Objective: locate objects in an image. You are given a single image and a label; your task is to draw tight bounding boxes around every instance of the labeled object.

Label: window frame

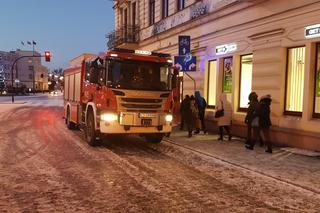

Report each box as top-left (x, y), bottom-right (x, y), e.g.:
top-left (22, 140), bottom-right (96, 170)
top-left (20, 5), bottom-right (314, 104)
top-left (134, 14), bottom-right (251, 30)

top-left (207, 59), bottom-right (217, 109)
top-left (313, 43), bottom-right (320, 118)
top-left (149, 0), bottom-right (155, 26)
top-left (238, 53), bottom-right (253, 112)
top-left (284, 46), bottom-right (306, 116)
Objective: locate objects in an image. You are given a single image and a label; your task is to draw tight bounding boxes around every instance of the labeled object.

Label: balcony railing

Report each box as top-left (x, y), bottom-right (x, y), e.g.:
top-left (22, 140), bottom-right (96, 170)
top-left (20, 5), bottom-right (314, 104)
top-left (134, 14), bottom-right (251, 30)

top-left (107, 25), bottom-right (139, 49)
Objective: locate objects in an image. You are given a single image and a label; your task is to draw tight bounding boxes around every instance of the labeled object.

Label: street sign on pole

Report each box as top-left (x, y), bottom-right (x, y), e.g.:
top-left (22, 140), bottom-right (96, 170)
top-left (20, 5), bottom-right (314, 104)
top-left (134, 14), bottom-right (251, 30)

top-left (178, 35), bottom-right (190, 56)
top-left (174, 54), bottom-right (196, 72)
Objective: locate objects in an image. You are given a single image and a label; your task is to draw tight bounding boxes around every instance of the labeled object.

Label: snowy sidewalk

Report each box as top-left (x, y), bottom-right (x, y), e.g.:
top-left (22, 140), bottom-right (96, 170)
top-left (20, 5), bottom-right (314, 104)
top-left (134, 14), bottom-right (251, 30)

top-left (167, 129), bottom-right (320, 194)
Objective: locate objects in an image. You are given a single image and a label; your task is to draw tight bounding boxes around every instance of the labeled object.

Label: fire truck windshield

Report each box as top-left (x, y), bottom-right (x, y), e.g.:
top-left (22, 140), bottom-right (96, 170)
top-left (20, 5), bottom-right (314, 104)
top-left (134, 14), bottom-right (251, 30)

top-left (107, 59), bottom-right (173, 91)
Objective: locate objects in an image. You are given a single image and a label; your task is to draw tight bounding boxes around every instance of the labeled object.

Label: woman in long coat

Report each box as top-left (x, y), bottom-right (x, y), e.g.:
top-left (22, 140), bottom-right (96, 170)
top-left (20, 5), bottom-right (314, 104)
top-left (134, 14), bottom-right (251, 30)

top-left (216, 93), bottom-right (232, 141)
top-left (245, 92), bottom-right (260, 148)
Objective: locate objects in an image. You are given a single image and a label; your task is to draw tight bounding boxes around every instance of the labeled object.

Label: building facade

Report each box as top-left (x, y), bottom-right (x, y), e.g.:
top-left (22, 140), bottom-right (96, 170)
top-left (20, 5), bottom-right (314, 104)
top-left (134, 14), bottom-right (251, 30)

top-left (110, 0), bottom-right (320, 150)
top-left (0, 50), bottom-right (49, 92)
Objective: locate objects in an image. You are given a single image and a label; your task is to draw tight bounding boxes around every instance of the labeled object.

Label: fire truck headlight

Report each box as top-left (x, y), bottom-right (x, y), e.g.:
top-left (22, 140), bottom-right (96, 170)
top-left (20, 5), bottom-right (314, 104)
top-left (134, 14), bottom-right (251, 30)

top-left (101, 113), bottom-right (118, 122)
top-left (165, 114), bottom-right (173, 122)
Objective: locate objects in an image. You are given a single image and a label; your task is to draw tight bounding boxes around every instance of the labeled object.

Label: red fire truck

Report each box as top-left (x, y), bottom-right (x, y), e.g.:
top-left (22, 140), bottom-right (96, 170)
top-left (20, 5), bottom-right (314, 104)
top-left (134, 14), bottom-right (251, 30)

top-left (64, 48), bottom-right (177, 146)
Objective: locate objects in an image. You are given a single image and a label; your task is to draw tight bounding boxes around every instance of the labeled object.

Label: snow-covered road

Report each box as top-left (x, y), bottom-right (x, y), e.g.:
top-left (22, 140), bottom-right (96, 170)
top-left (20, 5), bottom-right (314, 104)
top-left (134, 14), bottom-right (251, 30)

top-left (0, 95), bottom-right (319, 212)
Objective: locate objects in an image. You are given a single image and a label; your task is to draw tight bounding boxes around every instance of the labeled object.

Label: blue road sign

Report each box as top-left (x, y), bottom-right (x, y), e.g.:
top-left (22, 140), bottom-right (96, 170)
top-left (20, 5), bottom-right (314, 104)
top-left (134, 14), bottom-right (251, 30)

top-left (178, 35), bottom-right (190, 56)
top-left (174, 54), bottom-right (196, 72)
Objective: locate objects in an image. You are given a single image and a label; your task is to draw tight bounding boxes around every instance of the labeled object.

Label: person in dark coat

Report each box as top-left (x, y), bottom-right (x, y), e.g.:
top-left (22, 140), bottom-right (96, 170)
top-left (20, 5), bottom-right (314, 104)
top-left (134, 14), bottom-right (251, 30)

top-left (245, 92), bottom-right (260, 149)
top-left (180, 95), bottom-right (190, 130)
top-left (258, 94), bottom-right (273, 153)
top-left (194, 91), bottom-right (207, 134)
top-left (186, 95), bottom-right (198, 137)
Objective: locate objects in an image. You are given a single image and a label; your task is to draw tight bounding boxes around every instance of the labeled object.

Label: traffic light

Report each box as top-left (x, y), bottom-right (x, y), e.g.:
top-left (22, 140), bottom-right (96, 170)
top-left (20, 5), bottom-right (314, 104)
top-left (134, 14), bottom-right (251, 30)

top-left (44, 51), bottom-right (51, 62)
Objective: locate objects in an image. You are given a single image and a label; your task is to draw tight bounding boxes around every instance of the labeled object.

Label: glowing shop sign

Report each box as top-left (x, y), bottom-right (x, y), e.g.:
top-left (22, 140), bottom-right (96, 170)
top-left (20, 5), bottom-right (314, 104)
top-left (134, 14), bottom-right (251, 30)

top-left (215, 43), bottom-right (237, 55)
top-left (305, 24), bottom-right (320, 39)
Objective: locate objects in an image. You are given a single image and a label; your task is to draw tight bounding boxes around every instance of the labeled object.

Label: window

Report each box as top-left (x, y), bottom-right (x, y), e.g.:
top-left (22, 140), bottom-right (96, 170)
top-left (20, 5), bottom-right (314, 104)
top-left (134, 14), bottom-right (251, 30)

top-left (207, 60), bottom-right (217, 107)
top-left (149, 0), bottom-right (155, 25)
top-left (285, 46), bottom-right (305, 115)
top-left (28, 65), bottom-right (34, 71)
top-left (239, 54), bottom-right (253, 110)
top-left (123, 8), bottom-right (128, 38)
top-left (314, 43), bottom-right (320, 117)
top-left (223, 57), bottom-right (232, 94)
top-left (107, 59), bottom-right (173, 91)
top-left (132, 2), bottom-right (136, 27)
top-left (177, 0), bottom-right (185, 11)
top-left (162, 0), bottom-right (169, 18)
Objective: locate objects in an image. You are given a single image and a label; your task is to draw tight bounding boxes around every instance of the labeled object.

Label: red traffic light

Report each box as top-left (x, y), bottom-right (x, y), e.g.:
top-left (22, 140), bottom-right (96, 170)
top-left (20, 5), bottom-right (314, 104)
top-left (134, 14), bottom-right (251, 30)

top-left (44, 51), bottom-right (51, 62)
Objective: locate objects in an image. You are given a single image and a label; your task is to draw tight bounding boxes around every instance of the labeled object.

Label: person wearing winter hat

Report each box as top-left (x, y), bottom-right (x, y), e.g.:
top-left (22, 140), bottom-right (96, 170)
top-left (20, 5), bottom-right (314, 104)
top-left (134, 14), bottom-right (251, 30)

top-left (244, 92), bottom-right (260, 148)
top-left (258, 94), bottom-right (273, 153)
top-left (194, 91), bottom-right (207, 134)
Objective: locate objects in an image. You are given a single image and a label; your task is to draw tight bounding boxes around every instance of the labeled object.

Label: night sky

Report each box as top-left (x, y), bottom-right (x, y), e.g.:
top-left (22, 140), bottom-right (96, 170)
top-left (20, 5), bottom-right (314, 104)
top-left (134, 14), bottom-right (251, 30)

top-left (0, 0), bottom-right (114, 70)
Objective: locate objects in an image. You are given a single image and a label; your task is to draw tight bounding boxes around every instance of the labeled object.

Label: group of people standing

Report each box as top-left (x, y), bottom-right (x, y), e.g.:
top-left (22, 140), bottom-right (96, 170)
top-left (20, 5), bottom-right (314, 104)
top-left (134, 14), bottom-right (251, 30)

top-left (180, 91), bottom-right (207, 138)
top-left (179, 90), bottom-right (272, 153)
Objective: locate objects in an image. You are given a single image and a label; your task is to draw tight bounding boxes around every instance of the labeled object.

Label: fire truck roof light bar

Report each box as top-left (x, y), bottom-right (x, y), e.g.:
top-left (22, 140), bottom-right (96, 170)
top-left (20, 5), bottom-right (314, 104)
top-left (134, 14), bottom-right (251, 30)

top-left (111, 48), bottom-right (171, 58)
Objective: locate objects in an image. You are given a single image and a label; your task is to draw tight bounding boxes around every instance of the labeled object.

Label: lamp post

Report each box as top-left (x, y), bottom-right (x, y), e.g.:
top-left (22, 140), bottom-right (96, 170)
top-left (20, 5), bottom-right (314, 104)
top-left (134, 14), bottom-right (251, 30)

top-left (10, 55), bottom-right (43, 103)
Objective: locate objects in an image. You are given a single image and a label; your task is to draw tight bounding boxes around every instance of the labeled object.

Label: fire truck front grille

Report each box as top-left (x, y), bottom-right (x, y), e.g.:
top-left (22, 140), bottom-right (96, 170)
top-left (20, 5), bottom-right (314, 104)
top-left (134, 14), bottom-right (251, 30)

top-left (121, 104), bottom-right (162, 109)
top-left (121, 98), bottom-right (162, 103)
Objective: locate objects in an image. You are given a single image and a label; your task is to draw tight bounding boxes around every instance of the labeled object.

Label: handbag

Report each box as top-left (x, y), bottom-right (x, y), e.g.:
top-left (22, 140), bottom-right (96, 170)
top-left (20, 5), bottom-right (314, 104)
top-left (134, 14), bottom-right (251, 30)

top-left (251, 116), bottom-right (259, 127)
top-left (215, 101), bottom-right (224, 118)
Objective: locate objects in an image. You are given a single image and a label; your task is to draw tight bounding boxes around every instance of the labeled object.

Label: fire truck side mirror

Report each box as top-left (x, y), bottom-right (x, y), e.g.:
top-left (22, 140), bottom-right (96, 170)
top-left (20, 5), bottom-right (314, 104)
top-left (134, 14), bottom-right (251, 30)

top-left (89, 70), bottom-right (99, 84)
top-left (171, 68), bottom-right (178, 89)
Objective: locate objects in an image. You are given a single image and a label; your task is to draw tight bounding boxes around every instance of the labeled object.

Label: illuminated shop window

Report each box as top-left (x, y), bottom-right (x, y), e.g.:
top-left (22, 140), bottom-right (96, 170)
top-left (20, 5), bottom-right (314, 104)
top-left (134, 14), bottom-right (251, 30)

top-left (239, 54), bottom-right (253, 109)
top-left (285, 46), bottom-right (305, 115)
top-left (207, 60), bottom-right (217, 107)
top-left (314, 43), bottom-right (320, 117)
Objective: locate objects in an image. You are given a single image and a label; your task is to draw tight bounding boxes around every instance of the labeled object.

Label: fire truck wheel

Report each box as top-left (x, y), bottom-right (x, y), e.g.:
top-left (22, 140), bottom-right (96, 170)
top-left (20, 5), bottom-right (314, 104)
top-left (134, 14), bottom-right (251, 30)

top-left (66, 107), bottom-right (76, 130)
top-left (145, 133), bottom-right (164, 143)
top-left (85, 111), bottom-right (100, 146)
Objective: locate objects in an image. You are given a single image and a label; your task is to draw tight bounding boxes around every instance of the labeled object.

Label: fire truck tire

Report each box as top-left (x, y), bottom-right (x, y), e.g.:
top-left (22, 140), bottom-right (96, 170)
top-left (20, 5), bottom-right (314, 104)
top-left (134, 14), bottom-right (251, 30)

top-left (66, 107), bottom-right (76, 130)
top-left (85, 111), bottom-right (99, 146)
top-left (145, 133), bottom-right (164, 143)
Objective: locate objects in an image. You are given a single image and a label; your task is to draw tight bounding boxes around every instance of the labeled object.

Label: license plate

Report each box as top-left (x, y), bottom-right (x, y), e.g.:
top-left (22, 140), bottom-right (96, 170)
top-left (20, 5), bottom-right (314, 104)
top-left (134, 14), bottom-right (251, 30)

top-left (139, 113), bottom-right (156, 118)
top-left (141, 119), bottom-right (152, 126)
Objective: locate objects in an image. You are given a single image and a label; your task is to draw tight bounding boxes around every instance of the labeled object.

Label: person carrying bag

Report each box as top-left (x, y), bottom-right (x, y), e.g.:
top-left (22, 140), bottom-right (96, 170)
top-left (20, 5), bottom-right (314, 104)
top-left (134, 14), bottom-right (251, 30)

top-left (216, 93), bottom-right (232, 141)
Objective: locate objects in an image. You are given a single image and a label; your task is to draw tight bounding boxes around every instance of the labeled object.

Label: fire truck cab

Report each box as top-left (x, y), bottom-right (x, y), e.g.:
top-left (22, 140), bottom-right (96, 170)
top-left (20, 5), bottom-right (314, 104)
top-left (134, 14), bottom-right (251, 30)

top-left (64, 48), bottom-right (177, 146)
